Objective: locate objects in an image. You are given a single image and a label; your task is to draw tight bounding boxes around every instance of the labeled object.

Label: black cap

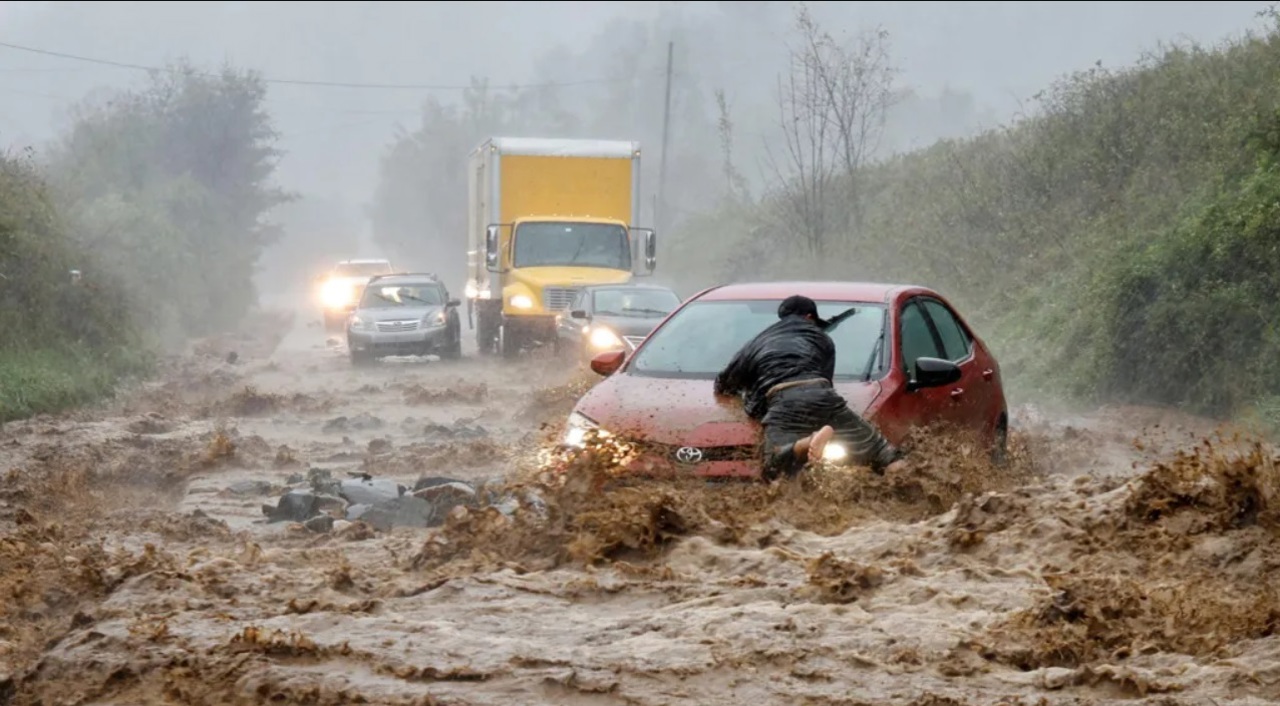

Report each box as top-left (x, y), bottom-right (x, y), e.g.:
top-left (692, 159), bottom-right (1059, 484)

top-left (777, 295), bottom-right (829, 327)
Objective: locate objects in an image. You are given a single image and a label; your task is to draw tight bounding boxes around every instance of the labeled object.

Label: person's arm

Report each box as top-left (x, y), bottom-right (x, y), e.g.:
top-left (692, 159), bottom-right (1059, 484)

top-left (714, 341), bottom-right (754, 397)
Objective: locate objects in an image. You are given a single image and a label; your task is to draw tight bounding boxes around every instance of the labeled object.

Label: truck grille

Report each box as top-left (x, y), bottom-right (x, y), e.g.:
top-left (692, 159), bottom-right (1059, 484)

top-left (542, 287), bottom-right (580, 311)
top-left (375, 320), bottom-right (420, 333)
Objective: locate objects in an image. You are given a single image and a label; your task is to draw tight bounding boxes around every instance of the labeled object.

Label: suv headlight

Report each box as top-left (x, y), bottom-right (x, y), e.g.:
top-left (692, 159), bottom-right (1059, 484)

top-left (349, 315), bottom-right (372, 331)
top-left (424, 310), bottom-right (447, 327)
top-left (562, 411), bottom-right (605, 448)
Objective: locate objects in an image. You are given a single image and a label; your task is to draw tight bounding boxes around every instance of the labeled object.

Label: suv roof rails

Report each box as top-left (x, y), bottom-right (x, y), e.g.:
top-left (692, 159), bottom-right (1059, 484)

top-left (367, 272), bottom-right (440, 283)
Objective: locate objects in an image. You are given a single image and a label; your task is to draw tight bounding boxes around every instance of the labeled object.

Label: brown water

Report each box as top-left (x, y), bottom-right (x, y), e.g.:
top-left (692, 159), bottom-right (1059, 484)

top-left (2, 309), bottom-right (1277, 705)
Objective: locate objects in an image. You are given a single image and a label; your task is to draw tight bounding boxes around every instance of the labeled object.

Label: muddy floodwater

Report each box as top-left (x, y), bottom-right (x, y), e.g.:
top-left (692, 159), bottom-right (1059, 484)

top-left (2, 310), bottom-right (1279, 705)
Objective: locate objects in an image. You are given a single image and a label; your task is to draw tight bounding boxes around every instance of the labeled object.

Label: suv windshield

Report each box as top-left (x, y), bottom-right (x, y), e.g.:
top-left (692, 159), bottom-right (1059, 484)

top-left (335, 262), bottom-right (393, 278)
top-left (628, 299), bottom-right (887, 379)
top-left (592, 288), bottom-right (680, 318)
top-left (358, 283), bottom-right (444, 308)
top-left (513, 222), bottom-right (631, 270)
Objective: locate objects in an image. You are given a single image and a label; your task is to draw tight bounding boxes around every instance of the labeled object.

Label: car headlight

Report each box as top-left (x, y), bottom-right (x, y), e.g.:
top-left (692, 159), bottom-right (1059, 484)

top-left (822, 442), bottom-right (848, 462)
top-left (509, 294), bottom-right (534, 310)
top-left (424, 310), bottom-right (447, 327)
top-left (321, 280), bottom-right (353, 308)
top-left (562, 411), bottom-right (605, 448)
top-left (588, 326), bottom-right (623, 350)
top-left (349, 315), bottom-right (372, 331)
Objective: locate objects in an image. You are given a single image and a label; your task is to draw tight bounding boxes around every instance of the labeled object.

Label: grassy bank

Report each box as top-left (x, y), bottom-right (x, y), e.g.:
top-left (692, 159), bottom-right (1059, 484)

top-left (0, 347), bottom-right (150, 423)
top-left (668, 13), bottom-right (1280, 425)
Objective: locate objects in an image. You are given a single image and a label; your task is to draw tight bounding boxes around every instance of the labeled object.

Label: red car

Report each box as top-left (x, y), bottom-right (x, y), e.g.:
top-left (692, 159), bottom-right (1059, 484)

top-left (561, 281), bottom-right (1008, 478)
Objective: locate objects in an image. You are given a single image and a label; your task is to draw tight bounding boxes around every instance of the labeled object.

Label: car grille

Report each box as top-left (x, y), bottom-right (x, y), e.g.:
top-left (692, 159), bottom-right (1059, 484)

top-left (635, 440), bottom-right (758, 465)
top-left (542, 287), bottom-right (580, 311)
top-left (375, 320), bottom-right (420, 333)
top-left (622, 335), bottom-right (645, 349)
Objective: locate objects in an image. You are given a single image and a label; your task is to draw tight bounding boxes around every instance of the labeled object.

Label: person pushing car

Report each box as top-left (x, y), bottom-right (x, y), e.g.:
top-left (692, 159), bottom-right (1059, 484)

top-left (713, 295), bottom-right (907, 480)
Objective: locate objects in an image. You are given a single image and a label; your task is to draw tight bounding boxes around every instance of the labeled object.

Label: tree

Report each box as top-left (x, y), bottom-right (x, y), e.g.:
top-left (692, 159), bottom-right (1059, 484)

top-left (765, 2), bottom-right (897, 256)
top-left (48, 60), bottom-right (292, 342)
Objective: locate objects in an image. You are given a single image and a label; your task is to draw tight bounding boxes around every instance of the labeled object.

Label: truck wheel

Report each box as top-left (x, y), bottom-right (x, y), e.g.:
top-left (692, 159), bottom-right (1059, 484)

top-left (500, 324), bottom-right (520, 359)
top-left (475, 311), bottom-right (497, 355)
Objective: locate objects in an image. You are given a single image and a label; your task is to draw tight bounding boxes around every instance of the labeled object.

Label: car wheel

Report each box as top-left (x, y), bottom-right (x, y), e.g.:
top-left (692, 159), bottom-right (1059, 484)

top-left (442, 332), bottom-right (462, 360)
top-left (990, 418), bottom-right (1009, 467)
top-left (350, 349), bottom-right (374, 367)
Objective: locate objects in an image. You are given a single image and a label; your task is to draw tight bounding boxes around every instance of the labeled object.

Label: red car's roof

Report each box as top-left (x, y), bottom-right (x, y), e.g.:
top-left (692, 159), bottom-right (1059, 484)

top-left (694, 281), bottom-right (924, 304)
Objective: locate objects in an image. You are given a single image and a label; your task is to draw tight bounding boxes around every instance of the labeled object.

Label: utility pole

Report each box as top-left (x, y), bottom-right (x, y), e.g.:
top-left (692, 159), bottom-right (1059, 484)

top-left (657, 40), bottom-right (674, 235)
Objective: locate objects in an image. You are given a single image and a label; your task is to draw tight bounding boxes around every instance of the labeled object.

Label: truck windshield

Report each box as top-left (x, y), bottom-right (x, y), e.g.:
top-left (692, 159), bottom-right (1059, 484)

top-left (513, 222), bottom-right (631, 270)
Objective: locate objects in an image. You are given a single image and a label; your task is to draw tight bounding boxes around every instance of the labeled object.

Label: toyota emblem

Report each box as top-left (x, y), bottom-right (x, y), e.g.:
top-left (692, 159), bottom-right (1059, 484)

top-left (674, 446), bottom-right (704, 465)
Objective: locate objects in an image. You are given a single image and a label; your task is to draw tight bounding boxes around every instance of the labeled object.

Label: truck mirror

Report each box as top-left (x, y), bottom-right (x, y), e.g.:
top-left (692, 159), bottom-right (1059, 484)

top-left (645, 230), bottom-right (657, 260)
top-left (485, 225), bottom-right (500, 272)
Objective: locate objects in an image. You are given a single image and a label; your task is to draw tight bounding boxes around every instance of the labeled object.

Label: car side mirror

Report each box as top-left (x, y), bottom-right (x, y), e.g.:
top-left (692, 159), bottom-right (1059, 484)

top-left (906, 356), bottom-right (962, 392)
top-left (570, 309), bottom-right (588, 320)
top-left (590, 350), bottom-right (625, 377)
top-left (446, 298), bottom-right (461, 307)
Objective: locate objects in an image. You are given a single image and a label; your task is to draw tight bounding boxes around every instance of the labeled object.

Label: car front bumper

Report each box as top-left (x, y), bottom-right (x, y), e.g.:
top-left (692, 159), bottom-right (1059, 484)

top-left (348, 325), bottom-right (450, 355)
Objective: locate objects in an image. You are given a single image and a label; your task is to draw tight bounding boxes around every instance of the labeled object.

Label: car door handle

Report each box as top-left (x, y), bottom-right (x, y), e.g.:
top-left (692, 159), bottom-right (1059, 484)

top-left (950, 388), bottom-right (965, 399)
top-left (982, 369), bottom-right (994, 381)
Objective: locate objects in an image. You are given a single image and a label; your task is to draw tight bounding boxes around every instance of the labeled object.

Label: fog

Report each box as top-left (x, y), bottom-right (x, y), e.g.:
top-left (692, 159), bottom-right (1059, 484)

top-left (1, 0), bottom-right (1267, 298)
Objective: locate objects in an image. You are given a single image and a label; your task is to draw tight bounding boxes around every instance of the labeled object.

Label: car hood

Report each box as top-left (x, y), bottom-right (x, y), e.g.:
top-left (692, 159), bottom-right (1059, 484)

top-left (356, 305), bottom-right (442, 322)
top-left (575, 373), bottom-right (884, 447)
top-left (587, 314), bottom-right (668, 338)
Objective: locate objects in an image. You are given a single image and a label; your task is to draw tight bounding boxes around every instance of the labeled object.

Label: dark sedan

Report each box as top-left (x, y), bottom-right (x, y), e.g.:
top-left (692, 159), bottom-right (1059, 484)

top-left (555, 283), bottom-right (683, 361)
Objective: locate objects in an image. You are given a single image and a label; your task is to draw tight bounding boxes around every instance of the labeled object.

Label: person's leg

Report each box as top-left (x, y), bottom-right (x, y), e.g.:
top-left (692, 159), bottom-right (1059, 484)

top-left (760, 422), bottom-right (809, 481)
top-left (827, 402), bottom-right (901, 474)
top-left (794, 425), bottom-right (835, 463)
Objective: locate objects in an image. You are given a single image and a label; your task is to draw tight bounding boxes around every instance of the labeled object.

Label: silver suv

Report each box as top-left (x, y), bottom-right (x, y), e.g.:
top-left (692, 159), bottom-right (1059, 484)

top-left (346, 273), bottom-right (463, 365)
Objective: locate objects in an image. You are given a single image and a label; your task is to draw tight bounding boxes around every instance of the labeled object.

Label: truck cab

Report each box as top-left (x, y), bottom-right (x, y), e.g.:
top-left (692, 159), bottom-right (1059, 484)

top-left (465, 137), bottom-right (658, 358)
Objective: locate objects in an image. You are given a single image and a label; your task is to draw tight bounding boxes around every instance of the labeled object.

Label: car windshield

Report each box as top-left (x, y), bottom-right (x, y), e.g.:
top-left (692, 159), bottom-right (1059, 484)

top-left (358, 283), bottom-right (444, 308)
top-left (335, 262), bottom-right (393, 277)
top-left (513, 222), bottom-right (631, 270)
top-left (628, 299), bottom-right (887, 380)
top-left (592, 288), bottom-right (680, 318)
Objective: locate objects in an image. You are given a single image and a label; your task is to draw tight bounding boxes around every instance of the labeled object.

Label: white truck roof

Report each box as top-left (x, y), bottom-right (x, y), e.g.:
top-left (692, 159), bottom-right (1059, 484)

top-left (477, 137), bottom-right (640, 159)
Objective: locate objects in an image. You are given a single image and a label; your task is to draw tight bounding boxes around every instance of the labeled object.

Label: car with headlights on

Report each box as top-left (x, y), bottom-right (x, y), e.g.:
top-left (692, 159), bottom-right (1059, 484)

top-left (346, 273), bottom-right (463, 365)
top-left (555, 283), bottom-right (682, 361)
top-left (317, 258), bottom-right (396, 331)
top-left (561, 281), bottom-right (1008, 479)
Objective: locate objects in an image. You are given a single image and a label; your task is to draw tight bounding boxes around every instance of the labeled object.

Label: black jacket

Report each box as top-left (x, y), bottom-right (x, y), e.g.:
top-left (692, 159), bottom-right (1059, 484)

top-left (714, 315), bottom-right (836, 420)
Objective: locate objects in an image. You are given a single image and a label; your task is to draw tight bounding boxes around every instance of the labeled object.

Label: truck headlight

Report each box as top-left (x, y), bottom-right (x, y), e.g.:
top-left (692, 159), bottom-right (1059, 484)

top-left (562, 411), bottom-right (607, 448)
top-left (588, 326), bottom-right (623, 350)
top-left (510, 294), bottom-right (534, 310)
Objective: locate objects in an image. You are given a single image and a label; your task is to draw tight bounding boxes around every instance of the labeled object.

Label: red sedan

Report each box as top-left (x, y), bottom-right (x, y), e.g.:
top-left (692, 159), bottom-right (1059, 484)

top-left (561, 281), bottom-right (1008, 479)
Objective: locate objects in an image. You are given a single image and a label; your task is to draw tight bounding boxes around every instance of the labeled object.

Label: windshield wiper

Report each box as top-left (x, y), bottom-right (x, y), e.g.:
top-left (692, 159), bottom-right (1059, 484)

top-left (861, 328), bottom-right (885, 381)
top-left (622, 307), bottom-right (670, 316)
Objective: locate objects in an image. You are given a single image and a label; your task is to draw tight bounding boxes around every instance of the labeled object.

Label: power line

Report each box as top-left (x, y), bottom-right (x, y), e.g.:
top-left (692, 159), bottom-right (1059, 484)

top-left (0, 40), bottom-right (662, 91)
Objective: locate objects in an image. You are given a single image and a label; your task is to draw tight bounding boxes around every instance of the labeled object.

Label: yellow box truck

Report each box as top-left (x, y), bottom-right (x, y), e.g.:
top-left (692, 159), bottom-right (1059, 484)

top-left (465, 137), bottom-right (657, 358)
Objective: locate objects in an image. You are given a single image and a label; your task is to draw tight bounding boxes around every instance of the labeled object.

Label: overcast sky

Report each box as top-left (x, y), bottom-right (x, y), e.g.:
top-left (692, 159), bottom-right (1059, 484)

top-left (1, 1), bottom-right (1270, 234)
